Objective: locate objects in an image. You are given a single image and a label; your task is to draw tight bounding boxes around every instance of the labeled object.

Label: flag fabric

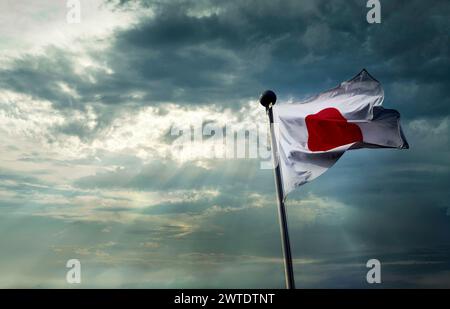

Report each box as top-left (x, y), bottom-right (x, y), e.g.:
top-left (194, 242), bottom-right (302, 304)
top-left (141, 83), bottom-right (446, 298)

top-left (272, 69), bottom-right (409, 197)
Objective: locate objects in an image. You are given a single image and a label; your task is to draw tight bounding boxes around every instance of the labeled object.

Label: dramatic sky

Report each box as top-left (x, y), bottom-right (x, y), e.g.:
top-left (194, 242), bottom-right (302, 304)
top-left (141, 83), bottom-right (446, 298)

top-left (0, 0), bottom-right (448, 288)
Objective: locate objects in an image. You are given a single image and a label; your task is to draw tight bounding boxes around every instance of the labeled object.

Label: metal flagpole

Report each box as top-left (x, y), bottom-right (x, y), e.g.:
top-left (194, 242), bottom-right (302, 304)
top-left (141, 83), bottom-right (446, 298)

top-left (259, 90), bottom-right (296, 289)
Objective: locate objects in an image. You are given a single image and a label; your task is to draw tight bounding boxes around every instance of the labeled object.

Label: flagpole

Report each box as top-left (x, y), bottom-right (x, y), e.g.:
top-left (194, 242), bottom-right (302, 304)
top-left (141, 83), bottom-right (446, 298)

top-left (260, 90), bottom-right (296, 289)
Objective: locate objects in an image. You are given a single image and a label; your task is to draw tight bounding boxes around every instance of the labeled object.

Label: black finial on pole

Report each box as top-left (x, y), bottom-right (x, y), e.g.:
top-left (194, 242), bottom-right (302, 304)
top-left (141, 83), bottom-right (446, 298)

top-left (259, 90), bottom-right (296, 289)
top-left (259, 90), bottom-right (277, 109)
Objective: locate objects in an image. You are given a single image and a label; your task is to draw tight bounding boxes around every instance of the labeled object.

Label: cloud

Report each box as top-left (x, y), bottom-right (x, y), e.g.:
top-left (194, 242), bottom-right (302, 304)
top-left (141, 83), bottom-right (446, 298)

top-left (1, 0), bottom-right (448, 122)
top-left (0, 0), bottom-right (448, 288)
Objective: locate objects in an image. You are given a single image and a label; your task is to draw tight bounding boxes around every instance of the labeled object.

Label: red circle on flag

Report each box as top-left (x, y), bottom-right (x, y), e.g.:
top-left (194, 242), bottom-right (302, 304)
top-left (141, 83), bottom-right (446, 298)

top-left (305, 107), bottom-right (363, 151)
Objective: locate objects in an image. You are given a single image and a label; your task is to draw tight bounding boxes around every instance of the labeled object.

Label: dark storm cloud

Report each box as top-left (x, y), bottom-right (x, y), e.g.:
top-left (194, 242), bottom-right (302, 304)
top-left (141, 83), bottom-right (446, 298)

top-left (0, 0), bottom-right (447, 139)
top-left (107, 0), bottom-right (449, 116)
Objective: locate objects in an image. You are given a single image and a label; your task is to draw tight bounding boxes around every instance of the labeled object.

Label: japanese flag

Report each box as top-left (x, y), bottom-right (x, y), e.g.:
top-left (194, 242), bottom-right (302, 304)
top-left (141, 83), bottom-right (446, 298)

top-left (272, 70), bottom-right (409, 196)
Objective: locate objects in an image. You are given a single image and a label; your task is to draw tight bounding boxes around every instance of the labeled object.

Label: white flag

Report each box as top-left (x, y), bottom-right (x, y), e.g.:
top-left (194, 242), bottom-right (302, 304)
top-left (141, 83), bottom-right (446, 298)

top-left (272, 69), bottom-right (409, 196)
